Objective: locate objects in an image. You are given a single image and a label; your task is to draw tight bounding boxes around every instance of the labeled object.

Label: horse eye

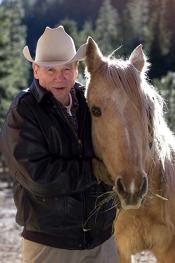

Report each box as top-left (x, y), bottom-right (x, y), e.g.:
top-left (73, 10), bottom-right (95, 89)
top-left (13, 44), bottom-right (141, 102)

top-left (91, 106), bottom-right (102, 117)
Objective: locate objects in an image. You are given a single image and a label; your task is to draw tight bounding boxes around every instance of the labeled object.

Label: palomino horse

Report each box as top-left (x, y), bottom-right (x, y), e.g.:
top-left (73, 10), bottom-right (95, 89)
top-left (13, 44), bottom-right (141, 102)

top-left (85, 37), bottom-right (175, 263)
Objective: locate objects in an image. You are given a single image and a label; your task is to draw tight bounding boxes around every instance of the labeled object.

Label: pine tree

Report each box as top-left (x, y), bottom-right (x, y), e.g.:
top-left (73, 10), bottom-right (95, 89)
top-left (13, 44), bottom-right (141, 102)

top-left (165, 0), bottom-right (175, 73)
top-left (0, 0), bottom-right (28, 128)
top-left (125, 0), bottom-right (171, 77)
top-left (58, 18), bottom-right (79, 47)
top-left (145, 0), bottom-right (171, 77)
top-left (154, 72), bottom-right (175, 131)
top-left (124, 0), bottom-right (150, 50)
top-left (79, 21), bottom-right (95, 46)
top-left (95, 0), bottom-right (120, 55)
top-left (145, 0), bottom-right (171, 56)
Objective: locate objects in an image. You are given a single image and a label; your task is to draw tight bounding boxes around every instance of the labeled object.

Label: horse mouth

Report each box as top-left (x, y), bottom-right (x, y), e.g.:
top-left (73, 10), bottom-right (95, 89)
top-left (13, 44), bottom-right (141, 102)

top-left (115, 176), bottom-right (148, 210)
top-left (119, 195), bottom-right (145, 210)
top-left (111, 190), bottom-right (145, 210)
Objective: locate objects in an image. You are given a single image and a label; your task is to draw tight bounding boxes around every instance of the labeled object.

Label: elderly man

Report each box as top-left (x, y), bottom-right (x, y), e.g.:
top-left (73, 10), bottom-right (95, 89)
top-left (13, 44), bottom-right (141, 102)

top-left (0, 26), bottom-right (118, 262)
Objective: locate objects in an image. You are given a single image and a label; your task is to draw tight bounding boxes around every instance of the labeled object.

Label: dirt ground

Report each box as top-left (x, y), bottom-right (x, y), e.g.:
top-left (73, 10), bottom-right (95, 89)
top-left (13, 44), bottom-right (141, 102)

top-left (0, 182), bottom-right (21, 263)
top-left (0, 182), bottom-right (157, 263)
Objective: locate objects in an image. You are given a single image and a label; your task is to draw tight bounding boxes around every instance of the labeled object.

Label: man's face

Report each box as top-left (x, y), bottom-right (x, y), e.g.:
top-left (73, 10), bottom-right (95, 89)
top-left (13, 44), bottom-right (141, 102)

top-left (33, 62), bottom-right (78, 106)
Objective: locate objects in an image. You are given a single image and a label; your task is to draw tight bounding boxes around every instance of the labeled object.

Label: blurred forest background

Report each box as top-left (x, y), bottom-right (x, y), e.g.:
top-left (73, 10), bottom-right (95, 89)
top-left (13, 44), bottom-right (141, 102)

top-left (0, 1), bottom-right (174, 261)
top-left (0, 0), bottom-right (175, 149)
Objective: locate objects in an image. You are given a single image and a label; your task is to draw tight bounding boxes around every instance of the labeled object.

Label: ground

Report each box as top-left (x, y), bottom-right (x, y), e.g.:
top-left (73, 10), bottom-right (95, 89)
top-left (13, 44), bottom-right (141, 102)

top-left (0, 182), bottom-right (157, 263)
top-left (0, 182), bottom-right (21, 263)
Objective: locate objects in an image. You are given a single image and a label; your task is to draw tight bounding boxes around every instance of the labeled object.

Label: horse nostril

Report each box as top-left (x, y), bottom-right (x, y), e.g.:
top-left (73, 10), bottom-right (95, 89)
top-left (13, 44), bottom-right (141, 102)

top-left (140, 176), bottom-right (148, 196)
top-left (116, 178), bottom-right (126, 196)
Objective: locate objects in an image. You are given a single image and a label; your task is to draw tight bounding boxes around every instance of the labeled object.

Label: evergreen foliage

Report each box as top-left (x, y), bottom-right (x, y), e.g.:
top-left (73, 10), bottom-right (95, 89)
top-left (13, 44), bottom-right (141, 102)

top-left (0, 0), bottom-right (28, 128)
top-left (154, 72), bottom-right (175, 131)
top-left (0, 0), bottom-right (175, 130)
top-left (21, 0), bottom-right (175, 78)
top-left (145, 0), bottom-right (171, 78)
top-left (124, 0), bottom-right (149, 46)
top-left (124, 0), bottom-right (171, 78)
top-left (95, 0), bottom-right (120, 55)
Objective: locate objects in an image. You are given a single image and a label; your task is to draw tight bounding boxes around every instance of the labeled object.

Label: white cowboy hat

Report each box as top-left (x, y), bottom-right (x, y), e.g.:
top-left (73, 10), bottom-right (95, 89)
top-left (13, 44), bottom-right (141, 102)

top-left (23, 25), bottom-right (87, 66)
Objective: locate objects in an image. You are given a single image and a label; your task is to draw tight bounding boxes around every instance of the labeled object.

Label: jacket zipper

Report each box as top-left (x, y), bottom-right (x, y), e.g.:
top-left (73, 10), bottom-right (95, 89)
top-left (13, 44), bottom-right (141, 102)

top-left (60, 106), bottom-right (83, 153)
top-left (51, 100), bottom-right (83, 152)
top-left (82, 191), bottom-right (88, 248)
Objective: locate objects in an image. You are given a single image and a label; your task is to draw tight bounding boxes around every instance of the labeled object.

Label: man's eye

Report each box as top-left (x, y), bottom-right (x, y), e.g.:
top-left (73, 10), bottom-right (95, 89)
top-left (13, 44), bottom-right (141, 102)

top-left (91, 106), bottom-right (102, 117)
top-left (48, 68), bottom-right (54, 72)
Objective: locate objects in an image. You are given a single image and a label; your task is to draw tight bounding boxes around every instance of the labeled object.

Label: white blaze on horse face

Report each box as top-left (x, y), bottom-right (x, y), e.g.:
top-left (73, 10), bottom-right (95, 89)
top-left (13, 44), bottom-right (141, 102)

top-left (124, 127), bottom-right (131, 149)
top-left (114, 91), bottom-right (134, 152)
top-left (113, 89), bottom-right (128, 114)
top-left (112, 89), bottom-right (132, 149)
top-left (130, 180), bottom-right (135, 194)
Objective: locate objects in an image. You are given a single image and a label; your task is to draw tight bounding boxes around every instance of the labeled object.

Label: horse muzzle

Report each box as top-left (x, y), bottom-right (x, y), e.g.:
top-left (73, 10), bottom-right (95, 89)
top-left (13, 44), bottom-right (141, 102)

top-left (115, 175), bottom-right (148, 210)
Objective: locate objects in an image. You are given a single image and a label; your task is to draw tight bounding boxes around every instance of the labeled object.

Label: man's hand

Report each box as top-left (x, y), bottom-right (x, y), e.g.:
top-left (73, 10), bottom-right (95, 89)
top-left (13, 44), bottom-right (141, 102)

top-left (92, 158), bottom-right (114, 186)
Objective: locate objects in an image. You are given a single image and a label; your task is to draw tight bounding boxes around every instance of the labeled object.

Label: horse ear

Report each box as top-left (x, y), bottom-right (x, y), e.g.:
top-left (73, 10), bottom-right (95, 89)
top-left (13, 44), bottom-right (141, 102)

top-left (85, 36), bottom-right (104, 73)
top-left (129, 44), bottom-right (146, 72)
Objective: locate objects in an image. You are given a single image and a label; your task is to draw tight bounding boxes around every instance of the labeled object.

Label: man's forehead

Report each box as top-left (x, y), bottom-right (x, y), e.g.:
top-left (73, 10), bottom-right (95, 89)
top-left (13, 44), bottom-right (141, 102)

top-left (46, 62), bottom-right (76, 70)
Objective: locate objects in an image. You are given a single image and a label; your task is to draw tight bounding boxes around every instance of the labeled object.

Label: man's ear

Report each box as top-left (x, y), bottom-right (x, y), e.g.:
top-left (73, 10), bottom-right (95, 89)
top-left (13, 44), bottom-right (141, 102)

top-left (75, 61), bottom-right (79, 78)
top-left (32, 63), bottom-right (39, 79)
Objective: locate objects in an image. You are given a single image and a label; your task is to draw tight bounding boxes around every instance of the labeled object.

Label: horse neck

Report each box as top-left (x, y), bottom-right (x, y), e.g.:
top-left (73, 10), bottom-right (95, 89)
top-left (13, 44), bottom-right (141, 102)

top-left (146, 146), bottom-right (175, 201)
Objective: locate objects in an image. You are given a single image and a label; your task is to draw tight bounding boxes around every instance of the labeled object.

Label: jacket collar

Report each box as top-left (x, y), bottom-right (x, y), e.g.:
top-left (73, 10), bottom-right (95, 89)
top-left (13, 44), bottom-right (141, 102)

top-left (30, 79), bottom-right (48, 102)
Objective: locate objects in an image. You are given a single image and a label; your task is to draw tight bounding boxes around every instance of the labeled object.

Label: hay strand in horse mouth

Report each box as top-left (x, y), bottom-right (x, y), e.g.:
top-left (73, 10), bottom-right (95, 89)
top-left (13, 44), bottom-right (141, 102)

top-left (149, 191), bottom-right (168, 201)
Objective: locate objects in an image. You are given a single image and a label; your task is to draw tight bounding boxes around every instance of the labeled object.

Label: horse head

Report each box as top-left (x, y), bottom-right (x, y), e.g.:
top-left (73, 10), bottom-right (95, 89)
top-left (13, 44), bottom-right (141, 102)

top-left (85, 37), bottom-right (150, 210)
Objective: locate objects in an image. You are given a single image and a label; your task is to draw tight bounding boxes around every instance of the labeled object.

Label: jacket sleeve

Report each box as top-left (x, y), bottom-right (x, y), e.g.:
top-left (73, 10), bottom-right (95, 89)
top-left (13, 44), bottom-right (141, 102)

top-left (1, 100), bottom-right (97, 197)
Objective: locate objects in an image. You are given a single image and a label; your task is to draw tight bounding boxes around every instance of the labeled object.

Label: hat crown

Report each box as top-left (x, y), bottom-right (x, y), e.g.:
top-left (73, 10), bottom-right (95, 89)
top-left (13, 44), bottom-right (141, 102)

top-left (35, 26), bottom-right (76, 63)
top-left (23, 25), bottom-right (87, 66)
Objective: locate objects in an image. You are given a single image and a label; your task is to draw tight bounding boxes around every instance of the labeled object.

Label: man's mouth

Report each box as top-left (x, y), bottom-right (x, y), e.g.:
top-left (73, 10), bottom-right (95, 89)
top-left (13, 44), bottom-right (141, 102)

top-left (53, 86), bottom-right (65, 90)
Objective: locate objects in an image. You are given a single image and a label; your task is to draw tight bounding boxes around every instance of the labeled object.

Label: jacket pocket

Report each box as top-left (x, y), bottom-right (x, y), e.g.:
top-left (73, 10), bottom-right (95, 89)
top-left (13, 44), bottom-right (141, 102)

top-left (64, 195), bottom-right (83, 225)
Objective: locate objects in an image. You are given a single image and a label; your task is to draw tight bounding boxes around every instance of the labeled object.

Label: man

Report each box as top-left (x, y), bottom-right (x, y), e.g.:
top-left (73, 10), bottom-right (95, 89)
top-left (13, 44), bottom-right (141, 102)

top-left (0, 26), bottom-right (118, 262)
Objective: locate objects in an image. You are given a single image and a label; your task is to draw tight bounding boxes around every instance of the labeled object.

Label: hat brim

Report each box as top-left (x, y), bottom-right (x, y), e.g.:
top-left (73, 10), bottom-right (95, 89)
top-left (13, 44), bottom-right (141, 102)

top-left (23, 43), bottom-right (87, 67)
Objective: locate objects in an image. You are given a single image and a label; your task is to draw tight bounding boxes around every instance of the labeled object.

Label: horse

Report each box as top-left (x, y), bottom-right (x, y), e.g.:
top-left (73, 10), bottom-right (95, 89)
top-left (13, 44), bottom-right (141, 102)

top-left (85, 37), bottom-right (175, 263)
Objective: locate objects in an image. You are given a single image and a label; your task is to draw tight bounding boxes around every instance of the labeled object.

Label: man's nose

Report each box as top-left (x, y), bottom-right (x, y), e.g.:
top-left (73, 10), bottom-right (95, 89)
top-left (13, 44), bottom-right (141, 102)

top-left (55, 71), bottom-right (65, 81)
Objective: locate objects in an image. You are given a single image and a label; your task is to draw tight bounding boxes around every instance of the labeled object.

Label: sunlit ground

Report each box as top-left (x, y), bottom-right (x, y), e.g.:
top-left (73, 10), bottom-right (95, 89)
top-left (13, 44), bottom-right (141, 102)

top-left (0, 182), bottom-right (21, 263)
